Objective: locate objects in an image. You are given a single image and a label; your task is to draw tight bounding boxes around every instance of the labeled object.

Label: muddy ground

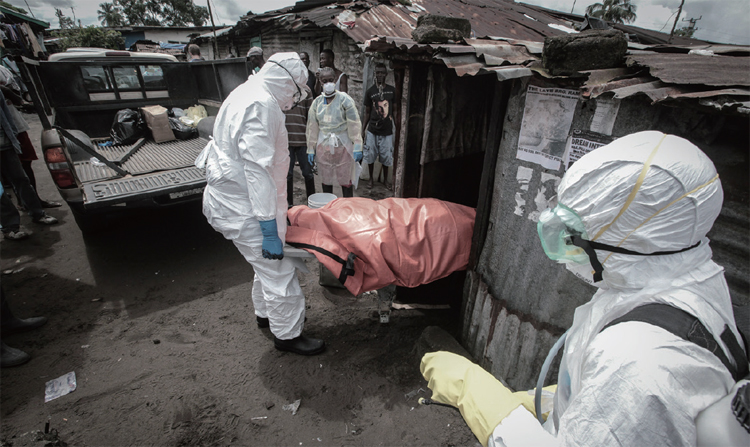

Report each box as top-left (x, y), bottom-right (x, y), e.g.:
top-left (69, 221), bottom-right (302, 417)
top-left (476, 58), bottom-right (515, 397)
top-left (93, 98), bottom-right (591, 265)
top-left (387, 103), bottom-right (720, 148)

top-left (0, 113), bottom-right (477, 446)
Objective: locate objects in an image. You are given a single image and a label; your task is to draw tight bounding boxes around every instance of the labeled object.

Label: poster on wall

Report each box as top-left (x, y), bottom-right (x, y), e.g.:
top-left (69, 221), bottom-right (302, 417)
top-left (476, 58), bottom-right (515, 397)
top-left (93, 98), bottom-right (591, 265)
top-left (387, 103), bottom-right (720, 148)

top-left (563, 129), bottom-right (616, 170)
top-left (516, 85), bottom-right (579, 171)
top-left (590, 97), bottom-right (621, 135)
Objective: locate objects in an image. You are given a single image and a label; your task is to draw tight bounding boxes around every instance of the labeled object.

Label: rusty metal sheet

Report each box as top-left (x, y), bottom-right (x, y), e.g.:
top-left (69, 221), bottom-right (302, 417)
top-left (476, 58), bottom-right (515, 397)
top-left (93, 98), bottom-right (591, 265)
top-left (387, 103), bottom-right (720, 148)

top-left (437, 54), bottom-right (485, 76)
top-left (671, 88), bottom-right (750, 99)
top-left (583, 77), bottom-right (655, 98)
top-left (342, 3), bottom-right (417, 42)
top-left (485, 37), bottom-right (544, 55)
top-left (582, 68), bottom-right (632, 87)
top-left (248, 0), bottom-right (580, 44)
top-left (641, 44), bottom-right (750, 56)
top-left (627, 53), bottom-right (750, 87)
top-left (609, 80), bottom-right (665, 99)
top-left (464, 38), bottom-right (538, 66)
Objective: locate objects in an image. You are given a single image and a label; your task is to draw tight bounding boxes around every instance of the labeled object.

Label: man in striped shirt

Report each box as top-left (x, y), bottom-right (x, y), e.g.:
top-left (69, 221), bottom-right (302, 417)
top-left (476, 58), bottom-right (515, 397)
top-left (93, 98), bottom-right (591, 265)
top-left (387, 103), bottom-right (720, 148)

top-left (285, 84), bottom-right (315, 207)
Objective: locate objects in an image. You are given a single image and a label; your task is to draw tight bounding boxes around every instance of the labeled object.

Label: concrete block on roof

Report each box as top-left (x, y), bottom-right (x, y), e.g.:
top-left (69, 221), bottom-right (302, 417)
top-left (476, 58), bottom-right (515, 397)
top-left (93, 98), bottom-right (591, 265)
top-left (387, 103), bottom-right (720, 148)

top-left (542, 30), bottom-right (628, 76)
top-left (411, 14), bottom-right (471, 44)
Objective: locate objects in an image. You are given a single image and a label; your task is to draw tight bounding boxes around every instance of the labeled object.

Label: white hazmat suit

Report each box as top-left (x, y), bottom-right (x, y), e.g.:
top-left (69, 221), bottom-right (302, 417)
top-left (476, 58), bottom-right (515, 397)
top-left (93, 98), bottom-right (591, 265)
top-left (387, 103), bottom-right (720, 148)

top-left (489, 131), bottom-right (746, 446)
top-left (197, 53), bottom-right (308, 341)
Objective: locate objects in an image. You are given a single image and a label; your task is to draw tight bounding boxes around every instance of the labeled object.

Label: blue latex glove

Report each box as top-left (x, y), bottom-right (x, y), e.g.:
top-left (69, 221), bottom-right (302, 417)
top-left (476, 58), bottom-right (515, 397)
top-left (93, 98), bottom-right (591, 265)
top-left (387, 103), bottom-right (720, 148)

top-left (259, 219), bottom-right (284, 260)
top-left (307, 153), bottom-right (315, 166)
top-left (354, 151), bottom-right (363, 163)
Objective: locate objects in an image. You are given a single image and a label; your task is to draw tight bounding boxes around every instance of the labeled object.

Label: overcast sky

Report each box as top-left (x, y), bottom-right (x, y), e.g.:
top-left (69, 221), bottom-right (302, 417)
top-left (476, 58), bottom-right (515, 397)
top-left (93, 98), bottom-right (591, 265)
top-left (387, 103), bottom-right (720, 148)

top-left (15, 0), bottom-right (750, 45)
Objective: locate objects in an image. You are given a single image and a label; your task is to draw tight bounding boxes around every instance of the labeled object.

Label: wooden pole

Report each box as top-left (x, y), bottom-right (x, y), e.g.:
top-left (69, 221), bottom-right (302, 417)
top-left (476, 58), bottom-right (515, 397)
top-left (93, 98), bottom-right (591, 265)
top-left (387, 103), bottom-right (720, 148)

top-left (207, 0), bottom-right (219, 58)
top-left (668, 0), bottom-right (685, 43)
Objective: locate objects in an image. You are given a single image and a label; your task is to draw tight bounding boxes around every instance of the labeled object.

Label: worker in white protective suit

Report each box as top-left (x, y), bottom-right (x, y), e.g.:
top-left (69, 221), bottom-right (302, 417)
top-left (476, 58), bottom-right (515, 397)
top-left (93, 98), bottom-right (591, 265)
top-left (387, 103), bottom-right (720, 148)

top-left (421, 131), bottom-right (748, 446)
top-left (196, 52), bottom-right (325, 356)
top-left (306, 67), bottom-right (363, 198)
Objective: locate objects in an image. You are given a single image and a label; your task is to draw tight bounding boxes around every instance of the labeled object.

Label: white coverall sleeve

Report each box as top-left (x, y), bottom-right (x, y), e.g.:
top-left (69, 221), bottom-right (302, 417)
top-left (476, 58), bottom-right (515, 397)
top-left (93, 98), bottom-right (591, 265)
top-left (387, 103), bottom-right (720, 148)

top-left (238, 102), bottom-right (281, 221)
top-left (492, 323), bottom-right (734, 447)
top-left (306, 98), bottom-right (320, 155)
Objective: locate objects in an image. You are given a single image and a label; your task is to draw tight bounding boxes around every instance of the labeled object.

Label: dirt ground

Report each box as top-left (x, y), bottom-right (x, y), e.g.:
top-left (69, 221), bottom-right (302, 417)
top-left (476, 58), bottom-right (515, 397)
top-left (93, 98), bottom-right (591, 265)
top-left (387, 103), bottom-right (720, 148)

top-left (0, 113), bottom-right (478, 446)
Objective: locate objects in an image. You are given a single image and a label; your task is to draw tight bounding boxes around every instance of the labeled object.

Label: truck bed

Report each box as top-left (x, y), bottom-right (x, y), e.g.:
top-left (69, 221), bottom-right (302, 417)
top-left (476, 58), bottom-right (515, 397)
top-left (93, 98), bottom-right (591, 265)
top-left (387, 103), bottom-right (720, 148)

top-left (75, 137), bottom-right (208, 208)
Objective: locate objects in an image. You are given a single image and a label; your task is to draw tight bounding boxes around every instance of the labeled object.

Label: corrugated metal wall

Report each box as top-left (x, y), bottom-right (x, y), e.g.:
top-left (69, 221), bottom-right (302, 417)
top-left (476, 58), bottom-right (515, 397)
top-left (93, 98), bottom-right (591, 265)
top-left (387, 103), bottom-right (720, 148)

top-left (465, 76), bottom-right (749, 391)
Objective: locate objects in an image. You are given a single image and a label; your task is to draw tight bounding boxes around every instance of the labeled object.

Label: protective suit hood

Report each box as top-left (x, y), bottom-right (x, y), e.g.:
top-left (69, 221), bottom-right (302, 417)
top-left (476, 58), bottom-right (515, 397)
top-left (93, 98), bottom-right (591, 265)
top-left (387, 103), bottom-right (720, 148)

top-left (255, 52), bottom-right (308, 111)
top-left (558, 131), bottom-right (723, 290)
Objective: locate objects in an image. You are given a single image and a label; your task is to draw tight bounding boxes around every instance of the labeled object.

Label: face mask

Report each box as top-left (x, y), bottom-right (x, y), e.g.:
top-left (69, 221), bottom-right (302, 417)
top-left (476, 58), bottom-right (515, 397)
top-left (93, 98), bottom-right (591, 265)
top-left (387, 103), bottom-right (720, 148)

top-left (323, 82), bottom-right (336, 97)
top-left (538, 202), bottom-right (700, 284)
top-left (537, 203), bottom-right (590, 265)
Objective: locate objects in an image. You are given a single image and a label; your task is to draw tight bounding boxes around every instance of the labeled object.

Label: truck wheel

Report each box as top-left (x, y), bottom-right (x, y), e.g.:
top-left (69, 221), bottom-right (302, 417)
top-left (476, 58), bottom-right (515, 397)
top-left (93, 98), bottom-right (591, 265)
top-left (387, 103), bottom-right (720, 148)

top-left (70, 205), bottom-right (106, 234)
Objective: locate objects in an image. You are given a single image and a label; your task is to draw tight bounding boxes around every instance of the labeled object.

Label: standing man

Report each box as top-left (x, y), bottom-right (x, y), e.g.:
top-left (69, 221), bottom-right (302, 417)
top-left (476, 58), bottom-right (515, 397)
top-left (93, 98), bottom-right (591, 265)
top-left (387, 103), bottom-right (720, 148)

top-left (299, 52), bottom-right (317, 95)
top-left (285, 83), bottom-right (315, 207)
top-left (246, 47), bottom-right (264, 75)
top-left (306, 67), bottom-right (362, 198)
top-left (197, 52), bottom-right (325, 356)
top-left (0, 90), bottom-right (57, 240)
top-left (187, 44), bottom-right (204, 62)
top-left (362, 63), bottom-right (397, 189)
top-left (315, 49), bottom-right (347, 95)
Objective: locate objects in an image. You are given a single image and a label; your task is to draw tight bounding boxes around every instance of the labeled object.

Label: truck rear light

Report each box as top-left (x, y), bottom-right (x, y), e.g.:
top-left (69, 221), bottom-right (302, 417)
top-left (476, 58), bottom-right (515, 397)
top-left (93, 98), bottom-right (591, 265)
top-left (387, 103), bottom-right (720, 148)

top-left (44, 147), bottom-right (67, 163)
top-left (50, 170), bottom-right (76, 188)
top-left (44, 146), bottom-right (76, 189)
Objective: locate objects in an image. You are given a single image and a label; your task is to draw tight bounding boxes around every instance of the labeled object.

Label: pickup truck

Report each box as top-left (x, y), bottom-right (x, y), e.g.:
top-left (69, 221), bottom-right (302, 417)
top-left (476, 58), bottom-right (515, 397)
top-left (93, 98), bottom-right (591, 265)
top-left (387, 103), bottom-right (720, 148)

top-left (19, 49), bottom-right (249, 232)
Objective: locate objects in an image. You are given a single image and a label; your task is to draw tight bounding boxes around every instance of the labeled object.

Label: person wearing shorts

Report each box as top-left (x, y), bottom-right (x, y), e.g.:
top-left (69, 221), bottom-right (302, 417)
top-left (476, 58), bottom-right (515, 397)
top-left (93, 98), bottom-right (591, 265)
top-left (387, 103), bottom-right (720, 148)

top-left (362, 63), bottom-right (397, 189)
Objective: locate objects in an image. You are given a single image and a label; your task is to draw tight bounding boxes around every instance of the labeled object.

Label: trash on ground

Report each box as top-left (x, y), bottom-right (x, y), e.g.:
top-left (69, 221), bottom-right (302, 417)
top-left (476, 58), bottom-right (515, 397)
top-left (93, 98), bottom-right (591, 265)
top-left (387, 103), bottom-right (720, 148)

top-left (251, 416), bottom-right (267, 420)
top-left (282, 399), bottom-right (301, 415)
top-left (404, 387), bottom-right (425, 400)
top-left (391, 303), bottom-right (451, 310)
top-left (45, 372), bottom-right (77, 403)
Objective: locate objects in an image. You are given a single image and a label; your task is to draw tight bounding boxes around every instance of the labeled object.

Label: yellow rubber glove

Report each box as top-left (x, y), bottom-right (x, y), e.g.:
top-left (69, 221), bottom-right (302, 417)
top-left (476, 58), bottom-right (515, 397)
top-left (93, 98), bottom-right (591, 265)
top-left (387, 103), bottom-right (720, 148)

top-left (421, 351), bottom-right (555, 447)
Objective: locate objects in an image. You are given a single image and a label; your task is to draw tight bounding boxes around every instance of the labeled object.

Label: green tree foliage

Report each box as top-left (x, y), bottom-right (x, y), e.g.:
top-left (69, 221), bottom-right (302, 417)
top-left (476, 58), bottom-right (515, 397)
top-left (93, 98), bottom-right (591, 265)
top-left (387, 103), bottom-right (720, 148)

top-left (673, 27), bottom-right (696, 38)
top-left (0, 1), bottom-right (27, 14)
top-left (98, 2), bottom-right (124, 27)
top-left (55, 8), bottom-right (75, 29)
top-left (585, 0), bottom-right (637, 24)
top-left (53, 26), bottom-right (124, 51)
top-left (109, 0), bottom-right (209, 26)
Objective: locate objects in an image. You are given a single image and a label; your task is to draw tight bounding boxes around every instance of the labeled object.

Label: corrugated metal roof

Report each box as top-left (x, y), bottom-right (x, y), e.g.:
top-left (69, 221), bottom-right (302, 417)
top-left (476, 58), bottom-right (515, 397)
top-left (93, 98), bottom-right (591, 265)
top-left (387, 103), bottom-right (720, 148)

top-left (579, 67), bottom-right (750, 111)
top-left (198, 27), bottom-right (232, 39)
top-left (364, 35), bottom-right (538, 80)
top-left (245, 0), bottom-right (592, 43)
top-left (626, 53), bottom-right (750, 87)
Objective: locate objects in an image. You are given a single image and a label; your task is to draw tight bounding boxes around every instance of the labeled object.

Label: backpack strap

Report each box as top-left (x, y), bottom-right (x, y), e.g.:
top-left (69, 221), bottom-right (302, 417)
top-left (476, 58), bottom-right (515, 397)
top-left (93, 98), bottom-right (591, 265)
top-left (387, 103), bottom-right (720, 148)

top-left (603, 303), bottom-right (749, 382)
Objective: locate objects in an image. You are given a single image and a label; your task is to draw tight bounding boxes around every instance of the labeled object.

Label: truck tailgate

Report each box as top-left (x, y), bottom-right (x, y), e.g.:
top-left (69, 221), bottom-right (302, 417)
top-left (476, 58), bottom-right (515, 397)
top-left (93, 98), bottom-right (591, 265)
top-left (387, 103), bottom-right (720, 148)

top-left (75, 137), bottom-right (208, 208)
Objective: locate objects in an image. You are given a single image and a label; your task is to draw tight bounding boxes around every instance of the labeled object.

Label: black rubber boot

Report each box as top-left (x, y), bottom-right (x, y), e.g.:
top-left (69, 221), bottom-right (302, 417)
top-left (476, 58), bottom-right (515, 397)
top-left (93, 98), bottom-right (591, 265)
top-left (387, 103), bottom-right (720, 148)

top-left (0, 343), bottom-right (30, 368)
top-left (342, 186), bottom-right (353, 198)
top-left (274, 335), bottom-right (326, 356)
top-left (287, 178), bottom-right (294, 207)
top-left (1, 288), bottom-right (47, 336)
top-left (322, 184), bottom-right (333, 194)
top-left (256, 316), bottom-right (269, 328)
top-left (304, 177), bottom-right (316, 198)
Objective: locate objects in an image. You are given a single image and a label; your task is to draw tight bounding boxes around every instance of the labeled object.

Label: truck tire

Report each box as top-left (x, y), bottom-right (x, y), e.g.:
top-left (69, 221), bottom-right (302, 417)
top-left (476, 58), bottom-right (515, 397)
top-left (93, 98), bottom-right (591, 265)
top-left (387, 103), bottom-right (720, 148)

top-left (70, 204), bottom-right (106, 234)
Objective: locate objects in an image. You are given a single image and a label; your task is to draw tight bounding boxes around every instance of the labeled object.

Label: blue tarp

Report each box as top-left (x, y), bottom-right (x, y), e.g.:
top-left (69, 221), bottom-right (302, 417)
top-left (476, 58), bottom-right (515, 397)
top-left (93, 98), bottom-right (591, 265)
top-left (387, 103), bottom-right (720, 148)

top-left (160, 42), bottom-right (186, 50)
